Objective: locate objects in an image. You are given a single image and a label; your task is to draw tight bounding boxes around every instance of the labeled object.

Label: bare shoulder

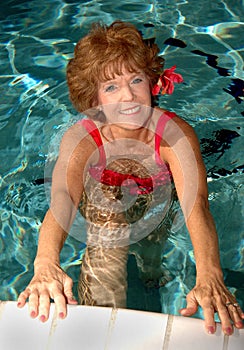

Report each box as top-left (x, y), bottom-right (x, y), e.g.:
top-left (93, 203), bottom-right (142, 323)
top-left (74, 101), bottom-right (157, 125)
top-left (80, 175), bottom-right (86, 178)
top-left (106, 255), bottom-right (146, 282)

top-left (160, 112), bottom-right (204, 166)
top-left (154, 107), bottom-right (198, 143)
top-left (59, 122), bottom-right (96, 157)
top-left (162, 113), bottom-right (201, 152)
top-left (171, 115), bottom-right (199, 142)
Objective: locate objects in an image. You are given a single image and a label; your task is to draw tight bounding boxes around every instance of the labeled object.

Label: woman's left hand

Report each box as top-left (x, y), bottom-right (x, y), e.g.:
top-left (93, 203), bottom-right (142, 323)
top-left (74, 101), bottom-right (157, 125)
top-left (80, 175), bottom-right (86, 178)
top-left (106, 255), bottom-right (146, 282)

top-left (179, 276), bottom-right (244, 335)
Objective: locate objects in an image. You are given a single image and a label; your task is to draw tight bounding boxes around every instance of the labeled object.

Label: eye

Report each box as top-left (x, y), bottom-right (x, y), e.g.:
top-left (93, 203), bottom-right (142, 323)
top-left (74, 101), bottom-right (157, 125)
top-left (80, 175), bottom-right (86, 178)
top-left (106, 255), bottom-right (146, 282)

top-left (132, 77), bottom-right (143, 84)
top-left (104, 84), bottom-right (116, 92)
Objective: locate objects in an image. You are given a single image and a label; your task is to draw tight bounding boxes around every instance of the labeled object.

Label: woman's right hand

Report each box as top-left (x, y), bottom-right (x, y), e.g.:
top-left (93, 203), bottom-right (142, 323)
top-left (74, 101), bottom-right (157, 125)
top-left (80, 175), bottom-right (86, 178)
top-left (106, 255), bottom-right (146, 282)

top-left (17, 260), bottom-right (78, 322)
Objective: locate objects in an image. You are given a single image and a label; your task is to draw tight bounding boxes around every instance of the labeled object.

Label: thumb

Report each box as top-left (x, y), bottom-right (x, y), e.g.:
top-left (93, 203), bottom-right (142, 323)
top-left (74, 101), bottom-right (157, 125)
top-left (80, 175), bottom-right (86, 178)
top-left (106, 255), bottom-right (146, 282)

top-left (179, 291), bottom-right (199, 316)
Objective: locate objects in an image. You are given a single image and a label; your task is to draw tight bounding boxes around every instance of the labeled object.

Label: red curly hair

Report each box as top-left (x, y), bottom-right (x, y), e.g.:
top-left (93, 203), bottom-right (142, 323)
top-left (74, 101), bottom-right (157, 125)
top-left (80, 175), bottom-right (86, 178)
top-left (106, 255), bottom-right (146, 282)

top-left (66, 21), bottom-right (164, 113)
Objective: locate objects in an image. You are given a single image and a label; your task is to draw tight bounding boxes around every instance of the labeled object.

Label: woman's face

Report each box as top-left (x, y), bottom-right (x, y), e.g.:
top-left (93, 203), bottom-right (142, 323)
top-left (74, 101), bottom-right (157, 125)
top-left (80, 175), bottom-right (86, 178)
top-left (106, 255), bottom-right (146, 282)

top-left (97, 67), bottom-right (152, 129)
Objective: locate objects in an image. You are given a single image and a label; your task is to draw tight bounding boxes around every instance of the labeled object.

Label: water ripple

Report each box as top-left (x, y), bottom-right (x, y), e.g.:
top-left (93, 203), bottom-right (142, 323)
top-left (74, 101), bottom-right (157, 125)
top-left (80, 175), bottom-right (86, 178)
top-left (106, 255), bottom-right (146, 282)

top-left (0, 0), bottom-right (243, 313)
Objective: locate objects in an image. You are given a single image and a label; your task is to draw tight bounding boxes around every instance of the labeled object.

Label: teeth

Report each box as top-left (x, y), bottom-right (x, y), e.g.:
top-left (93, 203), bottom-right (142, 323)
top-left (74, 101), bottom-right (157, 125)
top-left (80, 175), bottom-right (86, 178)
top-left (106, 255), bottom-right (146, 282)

top-left (120, 106), bottom-right (140, 115)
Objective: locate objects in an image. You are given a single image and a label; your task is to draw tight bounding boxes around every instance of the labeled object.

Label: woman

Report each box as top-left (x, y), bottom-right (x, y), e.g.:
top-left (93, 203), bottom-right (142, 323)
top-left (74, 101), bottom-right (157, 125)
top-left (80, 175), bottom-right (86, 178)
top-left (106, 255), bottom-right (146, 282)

top-left (17, 21), bottom-right (243, 335)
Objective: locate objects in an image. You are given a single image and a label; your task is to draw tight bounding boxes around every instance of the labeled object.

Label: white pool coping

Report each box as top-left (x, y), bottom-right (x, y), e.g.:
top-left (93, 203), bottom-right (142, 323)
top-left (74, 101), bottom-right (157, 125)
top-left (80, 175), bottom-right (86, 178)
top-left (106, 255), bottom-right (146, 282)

top-left (0, 301), bottom-right (243, 349)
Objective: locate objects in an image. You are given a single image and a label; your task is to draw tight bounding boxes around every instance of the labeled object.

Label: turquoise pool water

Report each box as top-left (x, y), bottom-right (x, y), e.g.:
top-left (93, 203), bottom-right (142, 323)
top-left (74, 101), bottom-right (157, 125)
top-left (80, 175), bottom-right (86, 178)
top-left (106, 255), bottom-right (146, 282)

top-left (0, 0), bottom-right (243, 318)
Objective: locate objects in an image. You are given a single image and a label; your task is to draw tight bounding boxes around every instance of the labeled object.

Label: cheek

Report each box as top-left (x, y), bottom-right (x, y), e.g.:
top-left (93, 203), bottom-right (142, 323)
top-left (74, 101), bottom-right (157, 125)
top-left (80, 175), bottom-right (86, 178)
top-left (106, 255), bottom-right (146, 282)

top-left (141, 85), bottom-right (152, 103)
top-left (97, 92), bottom-right (111, 106)
top-left (102, 104), bottom-right (116, 117)
top-left (139, 81), bottom-right (151, 95)
top-left (97, 91), bottom-right (103, 105)
top-left (97, 86), bottom-right (107, 104)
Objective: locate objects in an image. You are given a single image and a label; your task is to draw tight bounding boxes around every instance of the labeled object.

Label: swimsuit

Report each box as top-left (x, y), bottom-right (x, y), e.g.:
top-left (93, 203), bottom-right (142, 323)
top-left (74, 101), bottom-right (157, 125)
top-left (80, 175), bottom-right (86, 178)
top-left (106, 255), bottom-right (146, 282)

top-left (77, 111), bottom-right (178, 305)
top-left (77, 111), bottom-right (176, 195)
top-left (77, 111), bottom-right (177, 247)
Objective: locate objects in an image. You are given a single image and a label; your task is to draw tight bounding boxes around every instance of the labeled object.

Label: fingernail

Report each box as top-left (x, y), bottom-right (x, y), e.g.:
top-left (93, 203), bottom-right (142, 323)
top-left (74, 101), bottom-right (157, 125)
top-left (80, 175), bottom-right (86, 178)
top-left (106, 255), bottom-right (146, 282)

top-left (31, 311), bottom-right (36, 318)
top-left (225, 327), bottom-right (232, 335)
top-left (17, 302), bottom-right (21, 307)
top-left (40, 315), bottom-right (46, 322)
top-left (59, 312), bottom-right (65, 319)
top-left (237, 321), bottom-right (243, 328)
top-left (207, 326), bottom-right (215, 334)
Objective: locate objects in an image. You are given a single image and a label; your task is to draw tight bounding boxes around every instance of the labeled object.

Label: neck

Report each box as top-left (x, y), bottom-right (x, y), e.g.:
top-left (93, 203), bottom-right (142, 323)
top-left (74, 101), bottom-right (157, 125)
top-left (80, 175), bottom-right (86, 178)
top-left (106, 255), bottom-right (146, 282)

top-left (102, 121), bottom-right (154, 143)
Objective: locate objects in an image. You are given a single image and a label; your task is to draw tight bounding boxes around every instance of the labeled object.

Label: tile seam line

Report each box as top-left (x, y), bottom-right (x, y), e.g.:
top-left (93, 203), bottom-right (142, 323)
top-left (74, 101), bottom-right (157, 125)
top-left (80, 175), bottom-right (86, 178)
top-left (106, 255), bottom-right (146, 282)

top-left (46, 306), bottom-right (58, 350)
top-left (104, 307), bottom-right (118, 350)
top-left (162, 314), bottom-right (173, 350)
top-left (222, 334), bottom-right (229, 350)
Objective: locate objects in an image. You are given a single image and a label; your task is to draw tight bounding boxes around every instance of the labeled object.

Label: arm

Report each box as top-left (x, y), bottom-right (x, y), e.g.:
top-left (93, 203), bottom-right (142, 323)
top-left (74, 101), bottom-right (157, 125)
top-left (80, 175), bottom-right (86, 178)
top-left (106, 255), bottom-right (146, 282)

top-left (17, 124), bottom-right (93, 321)
top-left (161, 115), bottom-right (244, 335)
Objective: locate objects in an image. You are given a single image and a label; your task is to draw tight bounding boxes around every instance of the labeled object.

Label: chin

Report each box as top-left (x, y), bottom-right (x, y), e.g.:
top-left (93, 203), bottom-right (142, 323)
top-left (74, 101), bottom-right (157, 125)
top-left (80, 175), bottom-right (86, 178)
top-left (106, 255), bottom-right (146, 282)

top-left (116, 122), bottom-right (144, 131)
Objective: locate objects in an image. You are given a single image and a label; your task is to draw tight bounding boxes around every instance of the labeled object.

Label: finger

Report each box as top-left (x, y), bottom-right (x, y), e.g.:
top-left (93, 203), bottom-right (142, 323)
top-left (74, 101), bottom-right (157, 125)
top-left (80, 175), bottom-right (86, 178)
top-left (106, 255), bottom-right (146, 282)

top-left (226, 303), bottom-right (244, 330)
top-left (67, 297), bottom-right (78, 305)
top-left (180, 293), bottom-right (198, 317)
top-left (38, 291), bottom-right (51, 322)
top-left (216, 302), bottom-right (234, 335)
top-left (201, 303), bottom-right (216, 335)
top-left (27, 290), bottom-right (40, 318)
top-left (234, 304), bottom-right (244, 323)
top-left (63, 277), bottom-right (78, 305)
top-left (52, 290), bottom-right (68, 319)
top-left (17, 290), bottom-right (30, 308)
top-left (190, 293), bottom-right (217, 335)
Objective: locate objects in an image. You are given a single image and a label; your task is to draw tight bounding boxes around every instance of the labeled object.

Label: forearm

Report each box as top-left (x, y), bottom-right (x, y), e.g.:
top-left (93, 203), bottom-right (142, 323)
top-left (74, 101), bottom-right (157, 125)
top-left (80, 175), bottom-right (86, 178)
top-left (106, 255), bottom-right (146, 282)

top-left (186, 200), bottom-right (223, 280)
top-left (34, 209), bottom-right (68, 266)
top-left (33, 126), bottom-right (89, 267)
top-left (35, 192), bottom-right (77, 266)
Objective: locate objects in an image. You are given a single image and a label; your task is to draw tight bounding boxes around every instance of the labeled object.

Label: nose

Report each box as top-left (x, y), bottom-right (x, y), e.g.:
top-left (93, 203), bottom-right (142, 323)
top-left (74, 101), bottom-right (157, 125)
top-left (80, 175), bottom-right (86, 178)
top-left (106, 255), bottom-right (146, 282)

top-left (121, 84), bottom-right (134, 101)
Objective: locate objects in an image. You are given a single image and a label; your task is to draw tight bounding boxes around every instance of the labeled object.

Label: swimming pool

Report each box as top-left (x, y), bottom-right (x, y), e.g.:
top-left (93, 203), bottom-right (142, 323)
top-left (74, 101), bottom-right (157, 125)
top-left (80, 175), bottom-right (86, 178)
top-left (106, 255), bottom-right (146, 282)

top-left (0, 0), bottom-right (243, 319)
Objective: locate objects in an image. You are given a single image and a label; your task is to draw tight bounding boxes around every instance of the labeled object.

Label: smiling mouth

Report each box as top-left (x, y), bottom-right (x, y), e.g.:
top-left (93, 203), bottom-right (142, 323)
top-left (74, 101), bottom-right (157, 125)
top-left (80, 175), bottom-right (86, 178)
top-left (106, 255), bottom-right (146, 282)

top-left (119, 105), bottom-right (141, 115)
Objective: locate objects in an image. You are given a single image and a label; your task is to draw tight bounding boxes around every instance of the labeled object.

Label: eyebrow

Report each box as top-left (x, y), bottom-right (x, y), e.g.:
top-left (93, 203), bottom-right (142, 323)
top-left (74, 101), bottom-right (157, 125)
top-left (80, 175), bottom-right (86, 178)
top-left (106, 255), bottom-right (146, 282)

top-left (102, 79), bottom-right (117, 84)
top-left (101, 71), bottom-right (144, 85)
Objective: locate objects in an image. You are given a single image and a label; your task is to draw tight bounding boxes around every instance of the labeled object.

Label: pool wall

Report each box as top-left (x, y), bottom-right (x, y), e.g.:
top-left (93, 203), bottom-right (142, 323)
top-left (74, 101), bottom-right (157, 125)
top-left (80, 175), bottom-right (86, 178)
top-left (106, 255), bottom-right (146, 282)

top-left (0, 301), bottom-right (243, 350)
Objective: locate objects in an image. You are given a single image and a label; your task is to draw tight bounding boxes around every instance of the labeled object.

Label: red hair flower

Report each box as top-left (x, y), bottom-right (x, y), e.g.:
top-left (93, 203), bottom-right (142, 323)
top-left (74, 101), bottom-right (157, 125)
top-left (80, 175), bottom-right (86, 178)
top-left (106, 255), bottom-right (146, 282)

top-left (152, 65), bottom-right (183, 95)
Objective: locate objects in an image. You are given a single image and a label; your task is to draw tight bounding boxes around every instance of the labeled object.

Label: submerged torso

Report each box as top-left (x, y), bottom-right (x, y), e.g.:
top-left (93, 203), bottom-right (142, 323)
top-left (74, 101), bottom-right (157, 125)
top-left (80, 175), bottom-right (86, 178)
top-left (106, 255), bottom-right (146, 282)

top-left (78, 111), bottom-right (176, 246)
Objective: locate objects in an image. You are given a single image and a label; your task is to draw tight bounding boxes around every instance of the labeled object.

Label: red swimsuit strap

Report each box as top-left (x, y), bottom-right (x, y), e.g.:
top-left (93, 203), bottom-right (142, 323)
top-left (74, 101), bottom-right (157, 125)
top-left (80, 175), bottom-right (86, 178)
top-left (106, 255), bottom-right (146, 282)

top-left (78, 112), bottom-right (176, 192)
top-left (77, 118), bottom-right (106, 167)
top-left (155, 111), bottom-right (176, 162)
top-left (79, 111), bottom-right (176, 160)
